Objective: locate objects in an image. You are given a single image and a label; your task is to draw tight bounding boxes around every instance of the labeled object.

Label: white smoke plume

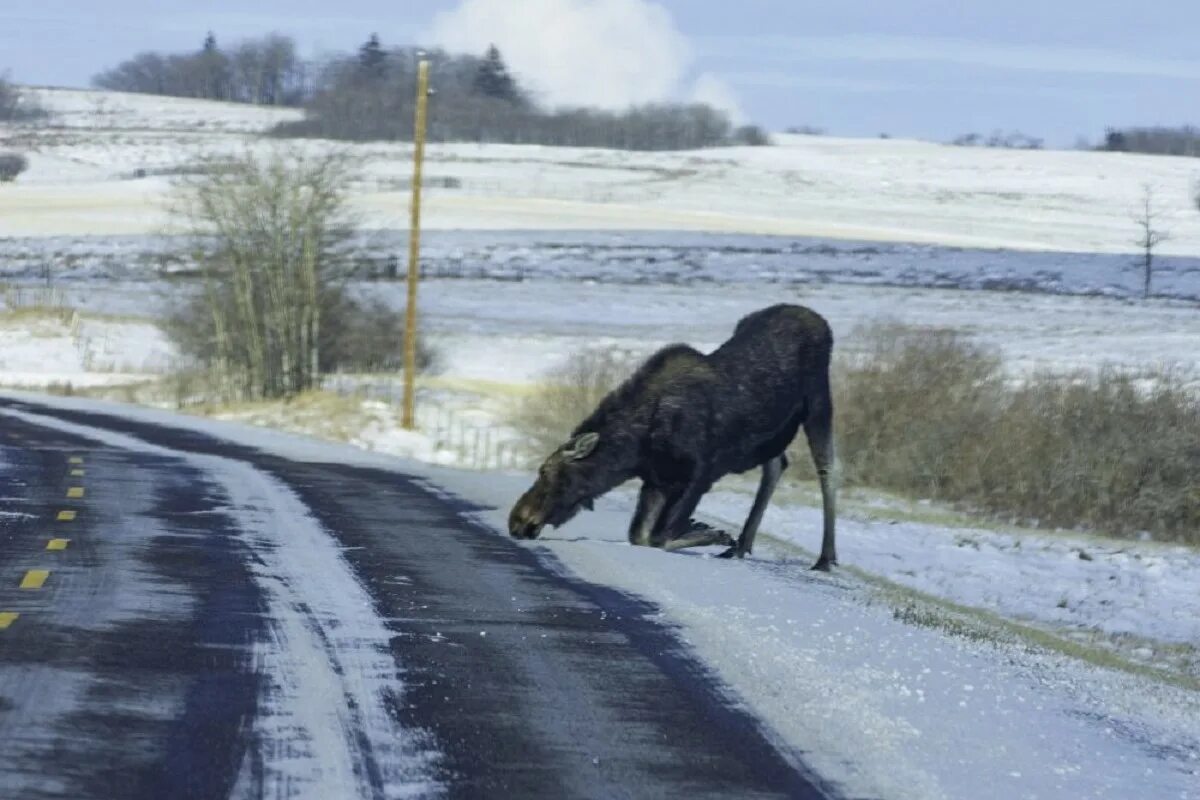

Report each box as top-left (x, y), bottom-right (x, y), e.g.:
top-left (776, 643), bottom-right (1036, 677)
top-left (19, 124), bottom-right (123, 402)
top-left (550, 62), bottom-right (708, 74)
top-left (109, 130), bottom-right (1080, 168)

top-left (427, 0), bottom-right (741, 118)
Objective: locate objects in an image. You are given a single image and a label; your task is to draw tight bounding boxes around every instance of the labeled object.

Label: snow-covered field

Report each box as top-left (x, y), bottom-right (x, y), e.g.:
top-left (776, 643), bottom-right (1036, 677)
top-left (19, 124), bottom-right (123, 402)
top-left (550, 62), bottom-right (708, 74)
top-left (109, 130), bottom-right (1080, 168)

top-left (3, 88), bottom-right (1199, 795)
top-left (4, 87), bottom-right (1200, 255)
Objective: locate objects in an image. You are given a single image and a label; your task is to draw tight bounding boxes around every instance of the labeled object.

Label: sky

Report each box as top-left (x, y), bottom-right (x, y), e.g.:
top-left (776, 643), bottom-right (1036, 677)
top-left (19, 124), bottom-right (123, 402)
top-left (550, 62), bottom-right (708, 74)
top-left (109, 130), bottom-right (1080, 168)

top-left (2, 0), bottom-right (1198, 146)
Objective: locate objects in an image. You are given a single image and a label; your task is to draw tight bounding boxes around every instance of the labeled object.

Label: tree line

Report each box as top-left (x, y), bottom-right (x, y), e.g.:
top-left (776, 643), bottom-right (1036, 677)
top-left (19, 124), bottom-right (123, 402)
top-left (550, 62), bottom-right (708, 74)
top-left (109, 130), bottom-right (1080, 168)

top-left (92, 32), bottom-right (306, 106)
top-left (1099, 126), bottom-right (1200, 157)
top-left (91, 34), bottom-right (768, 150)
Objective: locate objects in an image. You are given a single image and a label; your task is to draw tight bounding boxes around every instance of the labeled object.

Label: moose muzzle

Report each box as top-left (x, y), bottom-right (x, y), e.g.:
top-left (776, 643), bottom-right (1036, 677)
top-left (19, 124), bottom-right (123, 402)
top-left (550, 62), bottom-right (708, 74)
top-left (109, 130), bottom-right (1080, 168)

top-left (508, 492), bottom-right (546, 539)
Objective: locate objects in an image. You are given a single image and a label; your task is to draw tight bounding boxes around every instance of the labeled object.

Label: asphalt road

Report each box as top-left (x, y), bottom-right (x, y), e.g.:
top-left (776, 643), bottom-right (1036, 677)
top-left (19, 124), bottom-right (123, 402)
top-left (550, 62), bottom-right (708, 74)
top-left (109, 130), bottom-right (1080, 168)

top-left (0, 398), bottom-right (833, 800)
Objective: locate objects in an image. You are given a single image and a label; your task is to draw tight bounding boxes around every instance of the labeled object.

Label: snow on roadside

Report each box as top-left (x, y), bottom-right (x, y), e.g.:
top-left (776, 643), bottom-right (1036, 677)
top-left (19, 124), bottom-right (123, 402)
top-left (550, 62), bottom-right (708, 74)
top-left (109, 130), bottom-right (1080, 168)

top-left (701, 492), bottom-right (1200, 651)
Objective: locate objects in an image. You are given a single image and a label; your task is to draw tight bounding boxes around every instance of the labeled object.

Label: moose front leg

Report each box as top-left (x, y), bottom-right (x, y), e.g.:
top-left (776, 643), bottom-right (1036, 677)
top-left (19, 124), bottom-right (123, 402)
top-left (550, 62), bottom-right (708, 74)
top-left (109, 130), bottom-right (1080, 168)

top-left (628, 482), bottom-right (667, 546)
top-left (718, 453), bottom-right (787, 559)
top-left (650, 475), bottom-right (733, 552)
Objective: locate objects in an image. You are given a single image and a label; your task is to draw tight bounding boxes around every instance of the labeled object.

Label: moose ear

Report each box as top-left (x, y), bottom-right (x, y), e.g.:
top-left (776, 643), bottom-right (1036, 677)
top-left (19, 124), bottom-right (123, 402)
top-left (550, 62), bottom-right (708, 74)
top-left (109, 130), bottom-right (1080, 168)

top-left (565, 431), bottom-right (600, 461)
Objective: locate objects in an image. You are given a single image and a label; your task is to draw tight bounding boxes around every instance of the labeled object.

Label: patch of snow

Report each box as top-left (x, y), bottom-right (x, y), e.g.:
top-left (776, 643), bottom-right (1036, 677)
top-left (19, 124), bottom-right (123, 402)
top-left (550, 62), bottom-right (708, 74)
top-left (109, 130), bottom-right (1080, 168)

top-left (700, 492), bottom-right (1200, 648)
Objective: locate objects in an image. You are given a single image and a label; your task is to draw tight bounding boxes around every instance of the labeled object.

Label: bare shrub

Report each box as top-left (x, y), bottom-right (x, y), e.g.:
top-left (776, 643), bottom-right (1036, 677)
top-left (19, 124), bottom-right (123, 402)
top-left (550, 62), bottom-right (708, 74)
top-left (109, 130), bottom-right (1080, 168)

top-left (168, 148), bottom-right (352, 400)
top-left (812, 323), bottom-right (1200, 543)
top-left (980, 369), bottom-right (1199, 541)
top-left (733, 125), bottom-right (772, 146)
top-left (164, 148), bottom-right (443, 401)
top-left (0, 152), bottom-right (29, 182)
top-left (508, 347), bottom-right (635, 461)
top-left (0, 75), bottom-right (45, 122)
top-left (820, 323), bottom-right (1004, 495)
top-left (317, 295), bottom-right (438, 374)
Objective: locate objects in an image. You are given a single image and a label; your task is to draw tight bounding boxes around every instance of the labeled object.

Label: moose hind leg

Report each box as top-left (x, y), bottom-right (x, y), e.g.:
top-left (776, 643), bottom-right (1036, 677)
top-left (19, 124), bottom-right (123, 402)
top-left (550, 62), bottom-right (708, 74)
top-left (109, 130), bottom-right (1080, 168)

top-left (718, 453), bottom-right (787, 559)
top-left (805, 398), bottom-right (838, 571)
top-left (658, 520), bottom-right (735, 551)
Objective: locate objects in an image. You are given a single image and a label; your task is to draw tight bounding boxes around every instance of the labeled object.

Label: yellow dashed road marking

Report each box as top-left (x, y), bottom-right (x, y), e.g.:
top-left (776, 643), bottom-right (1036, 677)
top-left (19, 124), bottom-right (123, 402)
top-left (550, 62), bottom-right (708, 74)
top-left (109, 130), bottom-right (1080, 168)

top-left (70, 469), bottom-right (85, 477)
top-left (19, 570), bottom-right (49, 590)
top-left (0, 612), bottom-right (18, 629)
top-left (68, 456), bottom-right (84, 464)
top-left (47, 539), bottom-right (70, 551)
top-left (56, 510), bottom-right (76, 522)
top-left (66, 487), bottom-right (84, 499)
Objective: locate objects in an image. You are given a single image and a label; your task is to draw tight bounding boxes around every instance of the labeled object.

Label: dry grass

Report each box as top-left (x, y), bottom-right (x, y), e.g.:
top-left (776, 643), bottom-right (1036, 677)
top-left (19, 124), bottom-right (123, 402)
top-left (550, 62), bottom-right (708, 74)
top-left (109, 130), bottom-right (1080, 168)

top-left (815, 323), bottom-right (1200, 544)
top-left (506, 346), bottom-right (635, 462)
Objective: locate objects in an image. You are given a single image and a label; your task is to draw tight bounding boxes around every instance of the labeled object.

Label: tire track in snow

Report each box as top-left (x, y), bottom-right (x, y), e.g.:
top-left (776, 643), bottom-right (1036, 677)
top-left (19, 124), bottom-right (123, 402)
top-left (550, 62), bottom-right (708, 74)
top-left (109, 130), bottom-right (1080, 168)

top-left (0, 407), bottom-right (441, 800)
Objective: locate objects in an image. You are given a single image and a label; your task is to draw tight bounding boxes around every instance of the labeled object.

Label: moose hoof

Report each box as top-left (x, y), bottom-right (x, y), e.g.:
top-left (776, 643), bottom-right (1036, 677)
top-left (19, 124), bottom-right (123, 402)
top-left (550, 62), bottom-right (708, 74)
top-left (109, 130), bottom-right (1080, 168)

top-left (810, 557), bottom-right (837, 572)
top-left (717, 546), bottom-right (745, 560)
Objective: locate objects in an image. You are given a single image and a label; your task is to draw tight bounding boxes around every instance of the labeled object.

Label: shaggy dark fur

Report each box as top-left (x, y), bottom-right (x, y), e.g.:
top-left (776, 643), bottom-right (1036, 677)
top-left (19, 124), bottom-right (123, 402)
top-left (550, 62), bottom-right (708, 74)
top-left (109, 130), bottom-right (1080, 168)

top-left (509, 303), bottom-right (838, 569)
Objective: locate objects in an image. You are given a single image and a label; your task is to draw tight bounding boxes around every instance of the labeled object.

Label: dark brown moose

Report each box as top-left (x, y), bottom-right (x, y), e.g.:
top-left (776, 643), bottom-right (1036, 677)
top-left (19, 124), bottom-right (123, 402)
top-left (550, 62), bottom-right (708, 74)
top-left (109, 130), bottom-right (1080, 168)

top-left (508, 303), bottom-right (838, 570)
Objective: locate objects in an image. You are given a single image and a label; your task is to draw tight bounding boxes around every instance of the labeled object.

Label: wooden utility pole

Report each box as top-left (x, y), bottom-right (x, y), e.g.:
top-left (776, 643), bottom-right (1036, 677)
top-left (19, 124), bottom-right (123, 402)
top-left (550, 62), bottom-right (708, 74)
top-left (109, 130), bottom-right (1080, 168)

top-left (402, 59), bottom-right (430, 429)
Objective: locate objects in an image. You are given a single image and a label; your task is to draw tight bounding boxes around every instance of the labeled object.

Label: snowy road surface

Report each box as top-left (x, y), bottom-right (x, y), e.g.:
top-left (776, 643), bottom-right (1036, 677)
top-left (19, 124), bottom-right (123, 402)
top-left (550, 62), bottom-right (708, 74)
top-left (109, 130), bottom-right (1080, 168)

top-left (0, 397), bottom-right (825, 800)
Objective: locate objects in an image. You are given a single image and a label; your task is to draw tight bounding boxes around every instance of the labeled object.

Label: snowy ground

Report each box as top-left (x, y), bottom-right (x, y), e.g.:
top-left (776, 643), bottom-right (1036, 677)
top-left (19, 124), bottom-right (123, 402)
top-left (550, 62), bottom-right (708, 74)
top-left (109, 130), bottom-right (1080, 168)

top-left (0, 307), bottom-right (170, 388)
top-left (4, 88), bottom-right (1200, 255)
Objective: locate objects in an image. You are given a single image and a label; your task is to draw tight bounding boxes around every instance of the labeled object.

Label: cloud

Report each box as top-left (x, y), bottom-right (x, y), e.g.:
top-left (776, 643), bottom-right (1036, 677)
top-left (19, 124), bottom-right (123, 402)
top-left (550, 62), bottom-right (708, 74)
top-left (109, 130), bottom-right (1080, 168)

top-left (689, 73), bottom-right (745, 124)
top-left (428, 0), bottom-right (740, 112)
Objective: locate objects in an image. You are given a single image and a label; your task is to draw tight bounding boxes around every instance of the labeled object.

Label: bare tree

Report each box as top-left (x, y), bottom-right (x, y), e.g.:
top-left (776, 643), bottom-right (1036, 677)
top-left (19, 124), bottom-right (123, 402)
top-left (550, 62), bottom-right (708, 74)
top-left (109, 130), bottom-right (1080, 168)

top-left (1133, 184), bottom-right (1171, 299)
top-left (0, 73), bottom-right (45, 121)
top-left (0, 152), bottom-right (29, 182)
top-left (167, 149), bottom-right (435, 400)
top-left (170, 149), bottom-right (354, 399)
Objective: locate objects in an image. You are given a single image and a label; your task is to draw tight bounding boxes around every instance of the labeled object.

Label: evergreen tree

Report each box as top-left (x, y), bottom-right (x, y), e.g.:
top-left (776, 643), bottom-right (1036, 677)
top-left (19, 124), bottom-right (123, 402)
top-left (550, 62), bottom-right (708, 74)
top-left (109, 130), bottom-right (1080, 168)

top-left (358, 33), bottom-right (386, 80)
top-left (474, 44), bottom-right (522, 104)
top-left (203, 31), bottom-right (218, 53)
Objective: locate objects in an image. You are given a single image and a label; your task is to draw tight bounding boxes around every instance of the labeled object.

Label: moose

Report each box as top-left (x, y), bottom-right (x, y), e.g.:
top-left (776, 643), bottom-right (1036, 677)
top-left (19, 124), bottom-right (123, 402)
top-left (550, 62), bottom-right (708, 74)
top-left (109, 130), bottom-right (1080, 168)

top-left (509, 303), bottom-right (838, 570)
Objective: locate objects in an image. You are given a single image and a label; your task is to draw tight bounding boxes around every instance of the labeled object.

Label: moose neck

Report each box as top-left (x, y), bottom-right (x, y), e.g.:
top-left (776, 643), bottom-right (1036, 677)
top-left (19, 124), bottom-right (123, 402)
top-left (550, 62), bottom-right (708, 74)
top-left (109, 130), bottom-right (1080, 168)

top-left (572, 416), bottom-right (644, 501)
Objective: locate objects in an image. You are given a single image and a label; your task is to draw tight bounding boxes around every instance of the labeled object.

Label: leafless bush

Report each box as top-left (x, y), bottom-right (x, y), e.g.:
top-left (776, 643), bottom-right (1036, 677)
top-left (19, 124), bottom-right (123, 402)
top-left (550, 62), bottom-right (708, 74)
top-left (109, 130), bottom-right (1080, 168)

top-left (733, 125), bottom-right (772, 146)
top-left (507, 347), bottom-right (635, 461)
top-left (808, 323), bottom-right (1199, 543)
top-left (0, 74), bottom-right (45, 122)
top-left (821, 323), bottom-right (1004, 495)
top-left (951, 130), bottom-right (1044, 149)
top-left (317, 295), bottom-right (438, 374)
top-left (166, 148), bottom-right (378, 400)
top-left (0, 152), bottom-right (29, 182)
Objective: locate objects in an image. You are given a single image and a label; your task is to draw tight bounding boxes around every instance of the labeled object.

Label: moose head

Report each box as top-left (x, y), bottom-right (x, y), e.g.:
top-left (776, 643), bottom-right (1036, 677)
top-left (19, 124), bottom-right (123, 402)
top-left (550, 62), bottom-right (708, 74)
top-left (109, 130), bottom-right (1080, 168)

top-left (508, 432), bottom-right (602, 539)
